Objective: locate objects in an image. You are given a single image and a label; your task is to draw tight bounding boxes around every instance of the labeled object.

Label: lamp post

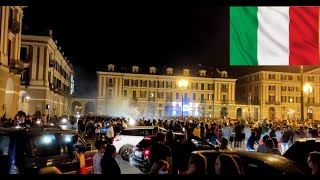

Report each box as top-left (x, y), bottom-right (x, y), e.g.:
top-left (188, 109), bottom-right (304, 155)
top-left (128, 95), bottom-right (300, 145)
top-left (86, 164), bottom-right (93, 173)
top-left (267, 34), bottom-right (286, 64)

top-left (178, 80), bottom-right (188, 118)
top-left (303, 83), bottom-right (313, 120)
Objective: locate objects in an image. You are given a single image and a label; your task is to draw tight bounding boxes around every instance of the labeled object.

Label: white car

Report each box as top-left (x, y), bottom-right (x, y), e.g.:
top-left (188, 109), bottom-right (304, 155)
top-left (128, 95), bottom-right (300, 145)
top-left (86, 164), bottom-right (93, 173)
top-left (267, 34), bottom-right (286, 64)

top-left (113, 126), bottom-right (167, 161)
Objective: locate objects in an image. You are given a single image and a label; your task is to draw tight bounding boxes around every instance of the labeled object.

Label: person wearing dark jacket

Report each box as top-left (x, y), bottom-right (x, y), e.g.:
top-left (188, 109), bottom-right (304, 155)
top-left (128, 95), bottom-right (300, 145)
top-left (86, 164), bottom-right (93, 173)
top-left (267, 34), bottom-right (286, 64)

top-left (101, 144), bottom-right (121, 175)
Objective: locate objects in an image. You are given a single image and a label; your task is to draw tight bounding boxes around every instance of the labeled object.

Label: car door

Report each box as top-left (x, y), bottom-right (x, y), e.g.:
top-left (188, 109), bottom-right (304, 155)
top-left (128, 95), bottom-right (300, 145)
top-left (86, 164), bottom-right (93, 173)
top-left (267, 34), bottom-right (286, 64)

top-left (114, 129), bottom-right (145, 152)
top-left (62, 132), bottom-right (95, 173)
top-left (26, 133), bottom-right (76, 174)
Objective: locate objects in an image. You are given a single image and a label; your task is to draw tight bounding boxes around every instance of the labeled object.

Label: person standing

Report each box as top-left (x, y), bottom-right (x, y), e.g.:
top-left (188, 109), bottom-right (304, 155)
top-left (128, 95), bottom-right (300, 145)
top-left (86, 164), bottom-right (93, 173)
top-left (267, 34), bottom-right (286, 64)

top-left (106, 122), bottom-right (115, 144)
top-left (150, 133), bottom-right (172, 173)
top-left (101, 144), bottom-right (121, 175)
top-left (308, 151), bottom-right (320, 175)
top-left (92, 140), bottom-right (105, 174)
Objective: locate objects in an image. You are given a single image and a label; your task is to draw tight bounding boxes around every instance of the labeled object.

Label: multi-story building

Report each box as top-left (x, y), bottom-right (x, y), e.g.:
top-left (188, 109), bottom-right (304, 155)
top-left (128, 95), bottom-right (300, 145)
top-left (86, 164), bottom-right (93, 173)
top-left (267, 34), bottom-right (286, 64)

top-left (0, 6), bottom-right (26, 119)
top-left (97, 64), bottom-right (242, 119)
top-left (236, 68), bottom-right (320, 120)
top-left (19, 33), bottom-right (73, 117)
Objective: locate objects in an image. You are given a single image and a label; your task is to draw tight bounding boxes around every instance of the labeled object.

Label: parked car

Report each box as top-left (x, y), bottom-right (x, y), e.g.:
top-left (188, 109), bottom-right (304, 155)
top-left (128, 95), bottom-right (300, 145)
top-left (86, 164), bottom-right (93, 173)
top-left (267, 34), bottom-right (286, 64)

top-left (113, 126), bottom-right (167, 161)
top-left (283, 138), bottom-right (320, 174)
top-left (129, 133), bottom-right (217, 173)
top-left (0, 125), bottom-right (95, 174)
top-left (192, 150), bottom-right (303, 175)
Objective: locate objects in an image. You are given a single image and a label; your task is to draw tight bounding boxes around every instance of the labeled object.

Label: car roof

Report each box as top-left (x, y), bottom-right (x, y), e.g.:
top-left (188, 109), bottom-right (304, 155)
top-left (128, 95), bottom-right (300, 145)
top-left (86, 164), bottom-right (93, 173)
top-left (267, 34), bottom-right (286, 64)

top-left (193, 150), bottom-right (297, 168)
top-left (0, 125), bottom-right (76, 135)
top-left (294, 138), bottom-right (320, 143)
top-left (124, 126), bottom-right (166, 130)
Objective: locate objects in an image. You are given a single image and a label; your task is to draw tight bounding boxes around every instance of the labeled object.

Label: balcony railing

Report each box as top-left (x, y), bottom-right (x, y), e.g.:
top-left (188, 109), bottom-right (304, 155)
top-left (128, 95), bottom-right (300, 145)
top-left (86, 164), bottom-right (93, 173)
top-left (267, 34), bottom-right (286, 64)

top-left (221, 100), bottom-right (228, 104)
top-left (166, 98), bottom-right (173, 103)
top-left (148, 97), bottom-right (155, 102)
top-left (200, 99), bottom-right (206, 103)
top-left (9, 20), bottom-right (21, 34)
top-left (265, 101), bottom-right (281, 105)
top-left (307, 102), bottom-right (320, 107)
top-left (9, 59), bottom-right (24, 74)
top-left (132, 97), bottom-right (138, 102)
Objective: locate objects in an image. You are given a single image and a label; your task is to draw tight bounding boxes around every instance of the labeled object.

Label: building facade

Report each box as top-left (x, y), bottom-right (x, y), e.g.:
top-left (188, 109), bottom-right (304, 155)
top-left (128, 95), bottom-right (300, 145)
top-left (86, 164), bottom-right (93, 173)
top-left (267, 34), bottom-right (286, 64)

top-left (236, 68), bottom-right (320, 120)
top-left (19, 34), bottom-right (73, 117)
top-left (97, 64), bottom-right (242, 119)
top-left (0, 6), bottom-right (26, 119)
top-left (70, 98), bottom-right (97, 115)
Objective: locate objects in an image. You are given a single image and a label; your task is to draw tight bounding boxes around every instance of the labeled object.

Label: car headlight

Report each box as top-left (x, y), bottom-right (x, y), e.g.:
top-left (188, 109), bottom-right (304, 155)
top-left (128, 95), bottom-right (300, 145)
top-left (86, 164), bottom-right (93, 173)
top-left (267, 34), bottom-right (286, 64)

top-left (61, 118), bottom-right (67, 123)
top-left (36, 120), bottom-right (41, 125)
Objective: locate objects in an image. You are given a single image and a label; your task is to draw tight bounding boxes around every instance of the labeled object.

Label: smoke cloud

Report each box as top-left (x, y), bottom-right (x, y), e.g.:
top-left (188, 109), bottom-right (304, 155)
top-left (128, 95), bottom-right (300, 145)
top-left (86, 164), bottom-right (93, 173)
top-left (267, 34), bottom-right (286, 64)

top-left (104, 97), bottom-right (139, 119)
top-left (103, 97), bottom-right (158, 120)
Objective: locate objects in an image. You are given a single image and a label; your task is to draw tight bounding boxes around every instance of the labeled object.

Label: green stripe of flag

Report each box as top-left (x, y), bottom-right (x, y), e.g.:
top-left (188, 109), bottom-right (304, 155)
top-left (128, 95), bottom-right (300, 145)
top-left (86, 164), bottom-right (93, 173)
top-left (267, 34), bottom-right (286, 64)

top-left (230, 7), bottom-right (258, 66)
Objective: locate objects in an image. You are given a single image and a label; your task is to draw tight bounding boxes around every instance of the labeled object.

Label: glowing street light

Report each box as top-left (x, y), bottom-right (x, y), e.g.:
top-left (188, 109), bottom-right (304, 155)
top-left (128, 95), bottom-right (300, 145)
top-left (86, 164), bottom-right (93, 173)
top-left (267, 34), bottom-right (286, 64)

top-left (304, 83), bottom-right (313, 119)
top-left (178, 80), bottom-right (188, 117)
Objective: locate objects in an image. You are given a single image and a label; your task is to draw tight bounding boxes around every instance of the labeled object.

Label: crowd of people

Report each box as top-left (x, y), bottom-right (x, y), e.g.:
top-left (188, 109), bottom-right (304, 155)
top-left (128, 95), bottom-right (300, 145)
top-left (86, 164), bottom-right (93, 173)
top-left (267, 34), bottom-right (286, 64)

top-left (76, 115), bottom-right (320, 175)
top-left (3, 112), bottom-right (320, 175)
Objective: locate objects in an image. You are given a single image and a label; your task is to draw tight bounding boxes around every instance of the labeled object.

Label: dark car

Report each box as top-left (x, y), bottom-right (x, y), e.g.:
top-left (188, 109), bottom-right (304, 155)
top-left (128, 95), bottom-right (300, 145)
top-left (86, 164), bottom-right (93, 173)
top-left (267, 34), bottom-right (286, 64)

top-left (0, 125), bottom-right (95, 174)
top-left (129, 133), bottom-right (218, 173)
top-left (283, 138), bottom-right (320, 174)
top-left (193, 150), bottom-right (303, 175)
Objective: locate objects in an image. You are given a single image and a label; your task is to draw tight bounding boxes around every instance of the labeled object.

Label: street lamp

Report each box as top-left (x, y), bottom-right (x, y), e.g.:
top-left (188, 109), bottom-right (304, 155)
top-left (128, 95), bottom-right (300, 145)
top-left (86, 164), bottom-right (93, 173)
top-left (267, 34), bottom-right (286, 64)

top-left (304, 83), bottom-right (313, 120)
top-left (178, 80), bottom-right (188, 118)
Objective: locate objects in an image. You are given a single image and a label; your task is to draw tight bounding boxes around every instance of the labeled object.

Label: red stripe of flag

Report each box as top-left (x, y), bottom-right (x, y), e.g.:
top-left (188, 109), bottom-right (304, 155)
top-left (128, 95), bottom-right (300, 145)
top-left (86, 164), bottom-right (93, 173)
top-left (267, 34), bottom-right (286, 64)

top-left (289, 6), bottom-right (319, 65)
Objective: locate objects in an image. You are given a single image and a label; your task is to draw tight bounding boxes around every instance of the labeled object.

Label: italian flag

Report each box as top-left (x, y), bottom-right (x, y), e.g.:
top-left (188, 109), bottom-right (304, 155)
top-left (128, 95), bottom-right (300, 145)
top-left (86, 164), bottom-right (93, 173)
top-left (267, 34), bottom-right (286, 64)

top-left (230, 7), bottom-right (319, 66)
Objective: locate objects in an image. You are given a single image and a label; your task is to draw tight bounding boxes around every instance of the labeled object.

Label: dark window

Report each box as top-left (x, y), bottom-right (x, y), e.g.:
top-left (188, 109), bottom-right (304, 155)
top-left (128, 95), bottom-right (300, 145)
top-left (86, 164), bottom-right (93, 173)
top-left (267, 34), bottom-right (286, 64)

top-left (20, 47), bottom-right (28, 60)
top-left (7, 40), bottom-right (12, 64)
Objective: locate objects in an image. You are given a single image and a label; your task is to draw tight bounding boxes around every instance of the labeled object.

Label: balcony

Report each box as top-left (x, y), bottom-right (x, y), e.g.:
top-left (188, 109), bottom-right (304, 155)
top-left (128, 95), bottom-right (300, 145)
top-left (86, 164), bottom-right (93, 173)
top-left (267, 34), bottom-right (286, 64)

top-left (200, 99), bottom-right (206, 103)
top-left (9, 20), bottom-right (21, 34)
top-left (132, 97), bottom-right (138, 102)
top-left (265, 101), bottom-right (280, 105)
top-left (307, 103), bottom-right (320, 107)
top-left (166, 98), bottom-right (173, 103)
top-left (221, 100), bottom-right (228, 104)
top-left (148, 97), bottom-right (155, 102)
top-left (9, 59), bottom-right (24, 74)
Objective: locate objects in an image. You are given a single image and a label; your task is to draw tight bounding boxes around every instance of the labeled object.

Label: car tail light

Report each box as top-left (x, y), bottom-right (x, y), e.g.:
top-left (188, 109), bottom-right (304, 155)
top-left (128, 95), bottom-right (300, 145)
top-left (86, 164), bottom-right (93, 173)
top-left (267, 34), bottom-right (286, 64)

top-left (9, 165), bottom-right (20, 174)
top-left (143, 149), bottom-right (150, 156)
top-left (114, 136), bottom-right (121, 141)
top-left (144, 137), bottom-right (151, 140)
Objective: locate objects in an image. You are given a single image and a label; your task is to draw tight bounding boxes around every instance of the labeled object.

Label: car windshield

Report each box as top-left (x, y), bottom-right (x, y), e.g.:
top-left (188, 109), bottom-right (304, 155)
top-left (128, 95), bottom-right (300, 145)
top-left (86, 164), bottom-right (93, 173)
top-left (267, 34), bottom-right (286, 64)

top-left (136, 139), bottom-right (153, 149)
top-left (0, 135), bottom-right (10, 156)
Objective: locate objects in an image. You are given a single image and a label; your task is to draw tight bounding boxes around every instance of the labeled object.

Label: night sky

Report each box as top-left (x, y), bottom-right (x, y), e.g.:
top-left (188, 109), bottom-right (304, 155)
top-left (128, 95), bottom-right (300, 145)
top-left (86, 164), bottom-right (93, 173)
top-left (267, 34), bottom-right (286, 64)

top-left (21, 3), bottom-right (318, 97)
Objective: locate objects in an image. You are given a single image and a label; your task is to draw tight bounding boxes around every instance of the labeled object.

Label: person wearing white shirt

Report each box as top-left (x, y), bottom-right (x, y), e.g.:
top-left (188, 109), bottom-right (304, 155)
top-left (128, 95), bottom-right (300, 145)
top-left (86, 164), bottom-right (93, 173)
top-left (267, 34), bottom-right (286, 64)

top-left (221, 123), bottom-right (233, 141)
top-left (92, 140), bottom-right (105, 174)
top-left (243, 125), bottom-right (251, 148)
top-left (106, 124), bottom-right (115, 144)
top-left (94, 121), bottom-right (102, 141)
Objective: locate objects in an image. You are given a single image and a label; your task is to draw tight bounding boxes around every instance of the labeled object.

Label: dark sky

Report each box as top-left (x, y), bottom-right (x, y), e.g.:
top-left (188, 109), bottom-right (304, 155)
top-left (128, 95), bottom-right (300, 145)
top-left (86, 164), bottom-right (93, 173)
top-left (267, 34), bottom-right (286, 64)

top-left (22, 3), bottom-right (230, 97)
top-left (21, 3), bottom-right (316, 97)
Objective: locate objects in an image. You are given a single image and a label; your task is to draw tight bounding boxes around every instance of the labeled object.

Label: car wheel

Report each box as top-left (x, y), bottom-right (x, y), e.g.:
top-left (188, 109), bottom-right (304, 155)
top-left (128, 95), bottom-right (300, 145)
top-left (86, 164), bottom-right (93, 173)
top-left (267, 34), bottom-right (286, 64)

top-left (138, 167), bottom-right (149, 173)
top-left (120, 145), bottom-right (132, 161)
